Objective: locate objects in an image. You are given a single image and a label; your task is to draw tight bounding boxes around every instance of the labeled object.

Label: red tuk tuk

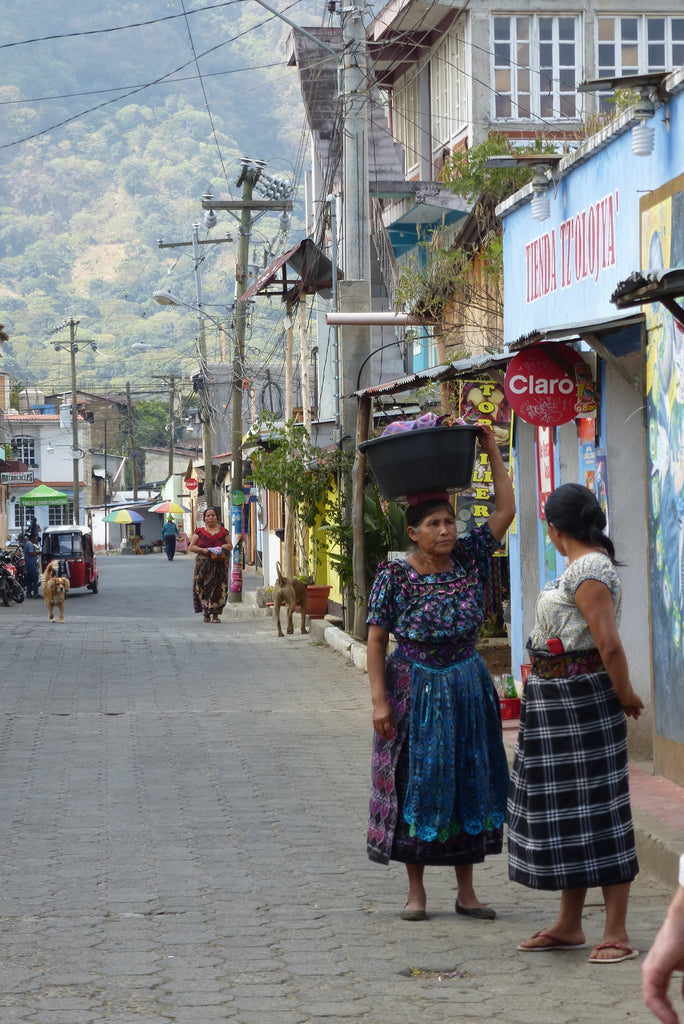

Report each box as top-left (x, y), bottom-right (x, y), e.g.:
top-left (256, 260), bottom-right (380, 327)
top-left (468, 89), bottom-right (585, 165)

top-left (41, 526), bottom-right (99, 593)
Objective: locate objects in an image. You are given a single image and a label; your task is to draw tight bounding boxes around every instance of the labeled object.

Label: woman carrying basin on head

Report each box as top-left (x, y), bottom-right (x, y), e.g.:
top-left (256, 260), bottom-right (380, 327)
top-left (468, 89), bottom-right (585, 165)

top-left (365, 424), bottom-right (515, 922)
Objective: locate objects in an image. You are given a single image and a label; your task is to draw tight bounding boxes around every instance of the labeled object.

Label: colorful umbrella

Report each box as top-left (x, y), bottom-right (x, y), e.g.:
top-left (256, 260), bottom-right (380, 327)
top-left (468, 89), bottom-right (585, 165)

top-left (103, 508), bottom-right (146, 524)
top-left (149, 500), bottom-right (191, 514)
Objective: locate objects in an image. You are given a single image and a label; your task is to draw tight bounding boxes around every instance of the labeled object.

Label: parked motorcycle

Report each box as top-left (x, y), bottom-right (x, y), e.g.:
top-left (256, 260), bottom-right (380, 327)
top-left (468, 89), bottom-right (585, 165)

top-left (0, 552), bottom-right (25, 607)
top-left (3, 544), bottom-right (26, 590)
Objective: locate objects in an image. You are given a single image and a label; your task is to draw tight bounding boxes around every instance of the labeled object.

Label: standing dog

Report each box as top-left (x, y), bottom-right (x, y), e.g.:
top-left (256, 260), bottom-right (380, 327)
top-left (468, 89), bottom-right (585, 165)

top-left (273, 561), bottom-right (308, 637)
top-left (43, 560), bottom-right (70, 623)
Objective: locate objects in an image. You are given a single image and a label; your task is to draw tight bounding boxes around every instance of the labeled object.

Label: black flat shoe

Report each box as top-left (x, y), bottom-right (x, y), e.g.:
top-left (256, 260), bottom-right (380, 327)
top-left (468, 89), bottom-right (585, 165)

top-left (456, 900), bottom-right (496, 920)
top-left (401, 905), bottom-right (427, 921)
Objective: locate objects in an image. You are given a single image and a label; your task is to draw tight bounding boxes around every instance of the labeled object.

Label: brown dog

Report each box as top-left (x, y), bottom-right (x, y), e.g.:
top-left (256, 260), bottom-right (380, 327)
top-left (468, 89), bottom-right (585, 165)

top-left (43, 560), bottom-right (70, 623)
top-left (273, 561), bottom-right (308, 637)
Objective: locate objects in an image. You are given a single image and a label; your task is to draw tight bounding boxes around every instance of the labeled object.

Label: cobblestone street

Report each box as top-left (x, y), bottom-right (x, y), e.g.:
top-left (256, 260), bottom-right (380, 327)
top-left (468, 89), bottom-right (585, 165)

top-left (0, 554), bottom-right (675, 1023)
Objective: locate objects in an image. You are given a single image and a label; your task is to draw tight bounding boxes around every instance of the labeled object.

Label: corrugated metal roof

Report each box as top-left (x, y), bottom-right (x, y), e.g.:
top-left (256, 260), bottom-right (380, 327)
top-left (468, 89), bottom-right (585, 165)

top-left (508, 312), bottom-right (644, 351)
top-left (239, 238), bottom-right (340, 303)
top-left (352, 352), bottom-right (510, 398)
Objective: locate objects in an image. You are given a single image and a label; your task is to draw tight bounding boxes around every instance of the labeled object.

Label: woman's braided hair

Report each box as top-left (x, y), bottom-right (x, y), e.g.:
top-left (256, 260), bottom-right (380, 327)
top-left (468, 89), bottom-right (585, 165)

top-left (544, 483), bottom-right (618, 563)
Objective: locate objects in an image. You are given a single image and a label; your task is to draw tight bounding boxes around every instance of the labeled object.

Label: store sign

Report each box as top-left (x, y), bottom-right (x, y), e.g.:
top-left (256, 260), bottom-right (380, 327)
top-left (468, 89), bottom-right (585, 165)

top-left (536, 426), bottom-right (554, 518)
top-left (504, 343), bottom-right (596, 426)
top-left (1, 471), bottom-right (34, 484)
top-left (526, 190), bottom-right (619, 304)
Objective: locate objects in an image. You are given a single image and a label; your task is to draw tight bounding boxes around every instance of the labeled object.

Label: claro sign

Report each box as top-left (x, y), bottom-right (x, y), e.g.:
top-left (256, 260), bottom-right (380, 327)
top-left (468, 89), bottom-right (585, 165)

top-left (504, 344), bottom-right (596, 426)
top-left (526, 190), bottom-right (618, 304)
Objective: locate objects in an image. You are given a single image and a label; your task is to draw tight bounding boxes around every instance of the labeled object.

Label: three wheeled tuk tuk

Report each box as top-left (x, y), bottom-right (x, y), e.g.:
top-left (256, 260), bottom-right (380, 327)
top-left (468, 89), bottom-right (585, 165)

top-left (41, 525), bottom-right (99, 593)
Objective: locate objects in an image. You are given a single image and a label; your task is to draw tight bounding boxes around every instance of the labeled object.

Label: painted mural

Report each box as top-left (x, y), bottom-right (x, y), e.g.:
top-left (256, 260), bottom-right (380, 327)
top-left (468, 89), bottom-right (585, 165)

top-left (642, 172), bottom-right (684, 742)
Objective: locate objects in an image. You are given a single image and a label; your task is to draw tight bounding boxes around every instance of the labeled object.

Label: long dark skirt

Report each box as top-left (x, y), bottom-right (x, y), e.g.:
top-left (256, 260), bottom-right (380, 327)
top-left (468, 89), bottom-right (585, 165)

top-left (367, 652), bottom-right (508, 866)
top-left (193, 554), bottom-right (228, 615)
top-left (507, 670), bottom-right (639, 890)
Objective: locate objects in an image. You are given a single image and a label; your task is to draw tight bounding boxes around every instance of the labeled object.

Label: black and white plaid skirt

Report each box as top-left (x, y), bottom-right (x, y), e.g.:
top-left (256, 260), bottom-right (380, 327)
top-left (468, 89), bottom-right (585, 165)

top-left (507, 669), bottom-right (639, 891)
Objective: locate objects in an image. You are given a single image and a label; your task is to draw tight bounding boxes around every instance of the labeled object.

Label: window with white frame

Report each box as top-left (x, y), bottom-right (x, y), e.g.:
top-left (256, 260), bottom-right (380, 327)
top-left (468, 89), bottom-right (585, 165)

top-left (430, 26), bottom-right (467, 153)
top-left (13, 436), bottom-right (37, 467)
top-left (493, 15), bottom-right (580, 121)
top-left (597, 16), bottom-right (684, 103)
top-left (393, 72), bottom-right (421, 173)
top-left (48, 503), bottom-right (72, 526)
top-left (14, 504), bottom-right (34, 530)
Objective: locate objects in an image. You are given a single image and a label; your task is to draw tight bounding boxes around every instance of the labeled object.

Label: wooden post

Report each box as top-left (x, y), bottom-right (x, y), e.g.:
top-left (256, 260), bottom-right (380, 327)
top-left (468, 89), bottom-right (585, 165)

top-left (283, 300), bottom-right (295, 577)
top-left (352, 393), bottom-right (372, 639)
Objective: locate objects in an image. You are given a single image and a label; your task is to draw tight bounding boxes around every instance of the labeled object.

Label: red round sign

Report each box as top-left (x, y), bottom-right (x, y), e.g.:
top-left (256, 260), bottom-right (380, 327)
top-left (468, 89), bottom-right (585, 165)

top-left (185, 478), bottom-right (198, 492)
top-left (504, 343), bottom-right (594, 426)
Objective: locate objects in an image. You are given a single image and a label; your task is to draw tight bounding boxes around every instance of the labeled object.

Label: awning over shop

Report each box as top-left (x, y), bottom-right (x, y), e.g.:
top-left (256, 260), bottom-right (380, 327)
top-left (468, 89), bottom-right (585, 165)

top-left (612, 268), bottom-right (684, 326)
top-left (508, 312), bottom-right (645, 352)
top-left (351, 351), bottom-right (511, 399)
top-left (508, 312), bottom-right (645, 391)
top-left (239, 238), bottom-right (342, 303)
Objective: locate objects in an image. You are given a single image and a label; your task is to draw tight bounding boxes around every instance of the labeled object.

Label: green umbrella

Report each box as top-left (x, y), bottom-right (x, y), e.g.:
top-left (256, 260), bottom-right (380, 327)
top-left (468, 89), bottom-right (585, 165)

top-left (19, 484), bottom-right (69, 506)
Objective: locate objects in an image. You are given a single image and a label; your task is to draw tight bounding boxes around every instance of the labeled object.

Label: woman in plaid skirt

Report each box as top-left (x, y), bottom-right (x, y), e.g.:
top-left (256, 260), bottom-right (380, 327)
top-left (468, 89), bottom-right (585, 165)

top-left (508, 483), bottom-right (644, 964)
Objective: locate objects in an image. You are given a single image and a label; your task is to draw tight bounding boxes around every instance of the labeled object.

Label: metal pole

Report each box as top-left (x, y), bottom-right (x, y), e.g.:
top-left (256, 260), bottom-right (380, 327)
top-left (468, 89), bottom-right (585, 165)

top-left (69, 320), bottom-right (80, 525)
top-left (328, 196), bottom-right (340, 431)
top-left (168, 374), bottom-right (175, 480)
top-left (191, 224), bottom-right (214, 507)
top-left (104, 420), bottom-right (109, 551)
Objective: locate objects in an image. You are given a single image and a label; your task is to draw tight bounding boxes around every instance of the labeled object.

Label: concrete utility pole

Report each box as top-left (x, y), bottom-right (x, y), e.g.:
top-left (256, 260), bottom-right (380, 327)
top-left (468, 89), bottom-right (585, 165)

top-left (52, 317), bottom-right (97, 525)
top-left (68, 319), bottom-right (80, 525)
top-left (339, 2), bottom-right (373, 638)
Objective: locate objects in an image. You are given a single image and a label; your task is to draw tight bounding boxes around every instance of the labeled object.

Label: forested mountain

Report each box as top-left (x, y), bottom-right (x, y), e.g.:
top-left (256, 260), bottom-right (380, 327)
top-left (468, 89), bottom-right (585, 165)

top-left (0, 0), bottom-right (318, 400)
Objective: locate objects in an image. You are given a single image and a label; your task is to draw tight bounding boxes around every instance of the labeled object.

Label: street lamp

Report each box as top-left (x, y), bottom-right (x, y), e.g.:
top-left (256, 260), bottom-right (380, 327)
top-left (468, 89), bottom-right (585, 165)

top-left (53, 317), bottom-right (97, 525)
top-left (153, 289), bottom-right (225, 507)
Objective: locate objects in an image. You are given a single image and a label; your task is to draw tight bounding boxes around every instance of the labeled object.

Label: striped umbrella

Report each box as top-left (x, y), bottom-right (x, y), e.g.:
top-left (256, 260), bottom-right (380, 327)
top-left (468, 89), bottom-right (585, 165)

top-left (149, 500), bottom-right (191, 514)
top-left (103, 508), bottom-right (146, 524)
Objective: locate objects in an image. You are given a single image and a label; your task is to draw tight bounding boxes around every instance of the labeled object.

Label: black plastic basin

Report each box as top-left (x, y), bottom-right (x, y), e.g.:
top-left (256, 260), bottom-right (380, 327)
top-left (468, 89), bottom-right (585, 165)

top-left (358, 425), bottom-right (479, 501)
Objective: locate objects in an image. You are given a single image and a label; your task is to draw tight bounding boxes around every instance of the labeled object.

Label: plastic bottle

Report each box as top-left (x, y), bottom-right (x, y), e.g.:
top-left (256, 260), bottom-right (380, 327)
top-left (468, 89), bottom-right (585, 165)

top-left (504, 675), bottom-right (517, 699)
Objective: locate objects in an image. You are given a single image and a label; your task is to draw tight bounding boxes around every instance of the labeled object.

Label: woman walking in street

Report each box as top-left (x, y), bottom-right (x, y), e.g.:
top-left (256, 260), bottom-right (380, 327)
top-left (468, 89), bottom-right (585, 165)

top-left (189, 508), bottom-right (232, 623)
top-left (509, 483), bottom-right (644, 964)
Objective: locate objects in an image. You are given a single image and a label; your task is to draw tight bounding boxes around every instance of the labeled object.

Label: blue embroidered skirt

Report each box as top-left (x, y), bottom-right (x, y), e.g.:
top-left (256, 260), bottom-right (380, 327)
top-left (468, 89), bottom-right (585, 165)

top-left (367, 650), bottom-right (509, 866)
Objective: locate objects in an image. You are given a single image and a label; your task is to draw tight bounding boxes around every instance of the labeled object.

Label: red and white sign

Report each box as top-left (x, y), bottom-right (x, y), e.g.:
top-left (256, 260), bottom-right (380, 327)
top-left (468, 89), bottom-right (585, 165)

top-left (504, 343), bottom-right (595, 426)
top-left (536, 426), bottom-right (554, 518)
top-left (185, 478), bottom-right (198, 492)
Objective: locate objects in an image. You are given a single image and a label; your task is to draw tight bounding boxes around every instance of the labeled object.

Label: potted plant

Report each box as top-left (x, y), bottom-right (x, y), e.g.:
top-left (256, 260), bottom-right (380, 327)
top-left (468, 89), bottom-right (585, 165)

top-left (250, 417), bottom-right (349, 600)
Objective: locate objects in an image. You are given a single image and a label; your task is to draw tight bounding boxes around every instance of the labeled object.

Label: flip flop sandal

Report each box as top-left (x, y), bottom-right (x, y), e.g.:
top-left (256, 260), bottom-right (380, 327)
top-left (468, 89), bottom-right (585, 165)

top-left (588, 942), bottom-right (639, 964)
top-left (518, 931), bottom-right (587, 952)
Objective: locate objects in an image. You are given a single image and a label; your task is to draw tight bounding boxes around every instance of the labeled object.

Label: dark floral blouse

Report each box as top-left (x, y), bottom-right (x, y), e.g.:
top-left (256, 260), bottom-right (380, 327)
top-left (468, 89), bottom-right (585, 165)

top-left (367, 523), bottom-right (499, 667)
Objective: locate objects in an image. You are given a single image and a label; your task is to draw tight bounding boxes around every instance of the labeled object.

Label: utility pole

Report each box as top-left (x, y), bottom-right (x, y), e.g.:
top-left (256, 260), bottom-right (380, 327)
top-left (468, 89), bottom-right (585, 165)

top-left (126, 381), bottom-right (138, 500)
top-left (333, 1), bottom-right (373, 637)
top-left (190, 223), bottom-right (214, 507)
top-left (68, 319), bottom-right (80, 525)
top-left (52, 317), bottom-right (97, 525)
top-left (202, 164), bottom-right (294, 601)
top-left (157, 224), bottom-right (234, 508)
top-left (152, 373), bottom-right (177, 480)
top-left (231, 164), bottom-right (259, 506)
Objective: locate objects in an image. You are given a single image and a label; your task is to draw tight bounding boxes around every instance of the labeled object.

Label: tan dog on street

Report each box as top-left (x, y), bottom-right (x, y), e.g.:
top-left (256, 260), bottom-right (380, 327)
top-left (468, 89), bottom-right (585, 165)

top-left (43, 560), bottom-right (70, 623)
top-left (273, 561), bottom-right (308, 637)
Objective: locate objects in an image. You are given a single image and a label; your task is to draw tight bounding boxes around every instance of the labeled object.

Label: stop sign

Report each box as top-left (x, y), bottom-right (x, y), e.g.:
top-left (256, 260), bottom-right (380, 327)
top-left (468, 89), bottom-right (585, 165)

top-left (185, 478), bottom-right (198, 492)
top-left (504, 343), bottom-right (594, 426)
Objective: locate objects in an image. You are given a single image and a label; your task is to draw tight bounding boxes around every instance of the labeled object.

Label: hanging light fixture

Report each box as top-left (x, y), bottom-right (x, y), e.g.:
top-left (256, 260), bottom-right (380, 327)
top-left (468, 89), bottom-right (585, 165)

top-left (530, 172), bottom-right (551, 222)
top-left (631, 86), bottom-right (656, 157)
